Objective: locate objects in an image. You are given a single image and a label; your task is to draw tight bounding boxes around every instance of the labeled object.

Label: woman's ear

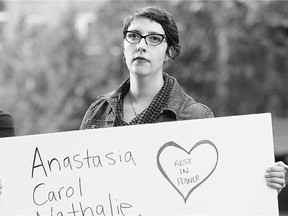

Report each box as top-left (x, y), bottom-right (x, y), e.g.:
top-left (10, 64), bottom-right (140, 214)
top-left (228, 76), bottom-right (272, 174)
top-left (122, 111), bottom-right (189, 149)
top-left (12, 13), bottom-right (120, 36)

top-left (122, 44), bottom-right (126, 63)
top-left (166, 46), bottom-right (179, 60)
top-left (122, 40), bottom-right (126, 52)
top-left (164, 47), bottom-right (171, 63)
top-left (164, 55), bottom-right (170, 64)
top-left (164, 49), bottom-right (170, 63)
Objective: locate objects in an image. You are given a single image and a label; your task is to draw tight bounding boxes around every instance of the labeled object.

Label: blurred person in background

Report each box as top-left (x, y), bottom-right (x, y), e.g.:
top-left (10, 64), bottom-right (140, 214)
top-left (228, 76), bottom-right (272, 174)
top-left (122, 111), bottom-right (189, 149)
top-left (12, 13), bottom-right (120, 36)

top-left (0, 110), bottom-right (15, 138)
top-left (80, 5), bottom-right (287, 194)
top-left (0, 110), bottom-right (15, 195)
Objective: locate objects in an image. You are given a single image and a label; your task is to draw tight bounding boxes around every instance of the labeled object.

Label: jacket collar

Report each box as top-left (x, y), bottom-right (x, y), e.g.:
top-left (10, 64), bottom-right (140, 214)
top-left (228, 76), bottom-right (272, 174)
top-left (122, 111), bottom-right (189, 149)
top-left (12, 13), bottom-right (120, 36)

top-left (105, 78), bottom-right (129, 114)
top-left (161, 75), bottom-right (190, 120)
top-left (105, 73), bottom-right (191, 120)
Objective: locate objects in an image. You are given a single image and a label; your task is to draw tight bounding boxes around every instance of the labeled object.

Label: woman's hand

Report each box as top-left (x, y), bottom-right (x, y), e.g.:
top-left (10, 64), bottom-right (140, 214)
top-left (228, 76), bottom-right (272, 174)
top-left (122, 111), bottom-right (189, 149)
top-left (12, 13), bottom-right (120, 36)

top-left (265, 161), bottom-right (288, 193)
top-left (0, 179), bottom-right (2, 195)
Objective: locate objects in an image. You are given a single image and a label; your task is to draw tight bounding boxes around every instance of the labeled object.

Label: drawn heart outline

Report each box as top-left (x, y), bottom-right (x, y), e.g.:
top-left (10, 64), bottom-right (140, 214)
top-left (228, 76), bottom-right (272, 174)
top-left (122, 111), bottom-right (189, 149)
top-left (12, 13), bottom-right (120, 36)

top-left (156, 140), bottom-right (219, 203)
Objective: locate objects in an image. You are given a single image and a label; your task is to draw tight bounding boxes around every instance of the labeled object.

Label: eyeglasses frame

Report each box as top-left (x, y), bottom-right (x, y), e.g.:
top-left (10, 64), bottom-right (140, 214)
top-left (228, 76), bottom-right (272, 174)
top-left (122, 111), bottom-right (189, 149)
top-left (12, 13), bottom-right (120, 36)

top-left (124, 31), bottom-right (166, 46)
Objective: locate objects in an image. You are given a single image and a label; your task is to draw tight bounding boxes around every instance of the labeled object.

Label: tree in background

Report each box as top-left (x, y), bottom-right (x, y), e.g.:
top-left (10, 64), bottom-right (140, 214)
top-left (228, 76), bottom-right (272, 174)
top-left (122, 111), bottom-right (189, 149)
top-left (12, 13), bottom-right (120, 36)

top-left (0, 0), bottom-right (287, 136)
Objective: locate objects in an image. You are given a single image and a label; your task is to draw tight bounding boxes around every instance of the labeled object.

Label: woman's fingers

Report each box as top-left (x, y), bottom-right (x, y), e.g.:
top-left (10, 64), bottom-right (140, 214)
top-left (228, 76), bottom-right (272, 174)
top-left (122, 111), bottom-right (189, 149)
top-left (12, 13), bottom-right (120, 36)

top-left (266, 176), bottom-right (286, 187)
top-left (275, 161), bottom-right (288, 170)
top-left (265, 171), bottom-right (285, 178)
top-left (266, 165), bottom-right (286, 173)
top-left (0, 180), bottom-right (2, 195)
top-left (266, 161), bottom-right (287, 193)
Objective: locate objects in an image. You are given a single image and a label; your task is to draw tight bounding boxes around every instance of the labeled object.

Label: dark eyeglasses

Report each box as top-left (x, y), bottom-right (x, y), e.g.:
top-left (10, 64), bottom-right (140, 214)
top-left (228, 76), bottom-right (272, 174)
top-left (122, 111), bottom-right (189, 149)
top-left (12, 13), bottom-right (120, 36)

top-left (124, 31), bottom-right (166, 46)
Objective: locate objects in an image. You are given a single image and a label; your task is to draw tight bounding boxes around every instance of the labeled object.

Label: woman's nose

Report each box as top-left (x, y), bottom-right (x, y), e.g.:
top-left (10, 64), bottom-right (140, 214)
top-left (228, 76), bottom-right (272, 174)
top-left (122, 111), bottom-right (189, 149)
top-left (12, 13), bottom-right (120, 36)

top-left (137, 37), bottom-right (147, 52)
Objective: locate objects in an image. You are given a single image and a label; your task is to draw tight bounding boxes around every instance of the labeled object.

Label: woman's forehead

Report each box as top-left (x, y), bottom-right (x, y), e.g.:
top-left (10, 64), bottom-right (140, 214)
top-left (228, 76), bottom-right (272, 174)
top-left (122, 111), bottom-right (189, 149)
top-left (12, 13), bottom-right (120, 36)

top-left (127, 17), bottom-right (165, 35)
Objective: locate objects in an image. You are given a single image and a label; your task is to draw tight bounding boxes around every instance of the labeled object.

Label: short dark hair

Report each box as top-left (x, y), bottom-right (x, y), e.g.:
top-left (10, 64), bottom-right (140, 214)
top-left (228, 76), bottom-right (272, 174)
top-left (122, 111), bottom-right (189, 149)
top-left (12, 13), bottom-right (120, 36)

top-left (123, 5), bottom-right (181, 59)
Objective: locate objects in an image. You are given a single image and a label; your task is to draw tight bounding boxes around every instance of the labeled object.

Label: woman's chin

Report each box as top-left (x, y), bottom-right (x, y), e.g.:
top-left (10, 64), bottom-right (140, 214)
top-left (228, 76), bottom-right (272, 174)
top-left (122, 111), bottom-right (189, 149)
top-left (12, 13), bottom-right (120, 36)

top-left (130, 68), bottom-right (151, 77)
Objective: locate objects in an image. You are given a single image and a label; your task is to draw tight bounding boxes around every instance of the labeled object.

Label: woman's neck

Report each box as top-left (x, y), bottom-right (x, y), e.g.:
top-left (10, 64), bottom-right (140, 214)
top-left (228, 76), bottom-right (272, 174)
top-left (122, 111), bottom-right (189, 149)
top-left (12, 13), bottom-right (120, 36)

top-left (129, 73), bottom-right (164, 103)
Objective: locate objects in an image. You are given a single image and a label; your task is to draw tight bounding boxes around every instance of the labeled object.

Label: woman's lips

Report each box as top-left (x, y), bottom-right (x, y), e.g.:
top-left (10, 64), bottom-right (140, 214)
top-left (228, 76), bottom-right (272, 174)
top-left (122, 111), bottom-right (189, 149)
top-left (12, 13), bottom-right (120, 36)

top-left (133, 57), bottom-right (149, 62)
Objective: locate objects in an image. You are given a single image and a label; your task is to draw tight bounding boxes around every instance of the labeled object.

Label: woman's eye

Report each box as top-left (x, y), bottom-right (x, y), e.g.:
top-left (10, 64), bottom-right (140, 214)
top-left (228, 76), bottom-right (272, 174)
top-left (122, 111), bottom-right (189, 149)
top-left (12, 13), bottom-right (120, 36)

top-left (128, 33), bottom-right (139, 39)
top-left (149, 35), bottom-right (161, 42)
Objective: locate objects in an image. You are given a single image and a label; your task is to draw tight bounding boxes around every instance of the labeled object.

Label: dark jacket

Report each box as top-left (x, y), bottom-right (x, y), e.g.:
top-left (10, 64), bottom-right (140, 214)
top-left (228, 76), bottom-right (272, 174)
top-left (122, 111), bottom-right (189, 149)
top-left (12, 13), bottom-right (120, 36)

top-left (80, 75), bottom-right (214, 129)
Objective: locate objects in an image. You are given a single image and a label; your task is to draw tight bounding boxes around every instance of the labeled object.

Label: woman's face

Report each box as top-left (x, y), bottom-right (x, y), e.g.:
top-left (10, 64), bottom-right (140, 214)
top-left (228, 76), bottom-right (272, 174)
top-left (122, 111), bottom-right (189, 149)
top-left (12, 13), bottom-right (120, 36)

top-left (123, 17), bottom-right (168, 77)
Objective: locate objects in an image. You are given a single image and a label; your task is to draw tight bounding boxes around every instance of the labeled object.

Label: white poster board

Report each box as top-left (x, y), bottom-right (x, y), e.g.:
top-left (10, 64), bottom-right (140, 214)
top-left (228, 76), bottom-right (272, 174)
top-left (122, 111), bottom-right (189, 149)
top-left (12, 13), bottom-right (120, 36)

top-left (0, 113), bottom-right (278, 215)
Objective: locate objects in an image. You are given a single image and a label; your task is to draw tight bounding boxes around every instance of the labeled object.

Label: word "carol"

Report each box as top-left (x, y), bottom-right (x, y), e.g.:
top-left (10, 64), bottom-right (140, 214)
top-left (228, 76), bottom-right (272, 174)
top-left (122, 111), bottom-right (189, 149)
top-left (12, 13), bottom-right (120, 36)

top-left (33, 177), bottom-right (83, 206)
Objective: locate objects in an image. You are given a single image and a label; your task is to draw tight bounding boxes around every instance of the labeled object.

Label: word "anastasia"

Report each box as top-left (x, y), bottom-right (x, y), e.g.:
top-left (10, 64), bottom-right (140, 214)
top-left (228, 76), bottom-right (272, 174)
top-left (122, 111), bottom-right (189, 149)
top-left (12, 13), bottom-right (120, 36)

top-left (31, 147), bottom-right (136, 178)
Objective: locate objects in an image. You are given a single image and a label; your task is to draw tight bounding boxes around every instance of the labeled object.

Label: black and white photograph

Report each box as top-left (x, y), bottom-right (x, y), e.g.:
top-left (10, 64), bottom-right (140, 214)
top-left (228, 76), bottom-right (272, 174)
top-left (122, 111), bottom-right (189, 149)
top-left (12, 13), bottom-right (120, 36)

top-left (0, 0), bottom-right (287, 215)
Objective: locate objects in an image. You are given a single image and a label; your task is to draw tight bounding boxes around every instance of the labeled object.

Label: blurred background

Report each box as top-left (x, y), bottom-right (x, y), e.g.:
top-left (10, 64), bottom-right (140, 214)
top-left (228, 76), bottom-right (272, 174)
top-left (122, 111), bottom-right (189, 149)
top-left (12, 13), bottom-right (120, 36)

top-left (0, 0), bottom-right (287, 214)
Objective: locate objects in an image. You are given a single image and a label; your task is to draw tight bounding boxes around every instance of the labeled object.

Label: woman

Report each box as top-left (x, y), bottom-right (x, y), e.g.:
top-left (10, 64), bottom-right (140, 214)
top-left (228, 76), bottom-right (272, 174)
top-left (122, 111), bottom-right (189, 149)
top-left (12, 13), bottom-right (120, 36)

top-left (80, 6), bottom-right (213, 129)
top-left (80, 6), bottom-right (287, 193)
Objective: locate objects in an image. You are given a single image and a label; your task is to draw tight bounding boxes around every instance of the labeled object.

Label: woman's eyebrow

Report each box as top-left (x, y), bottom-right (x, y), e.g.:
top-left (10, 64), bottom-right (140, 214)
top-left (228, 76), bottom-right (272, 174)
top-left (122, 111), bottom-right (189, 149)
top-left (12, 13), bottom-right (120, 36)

top-left (127, 29), bottom-right (164, 35)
